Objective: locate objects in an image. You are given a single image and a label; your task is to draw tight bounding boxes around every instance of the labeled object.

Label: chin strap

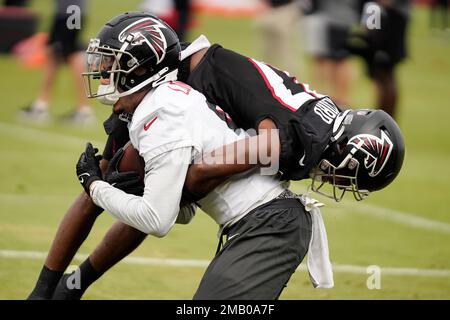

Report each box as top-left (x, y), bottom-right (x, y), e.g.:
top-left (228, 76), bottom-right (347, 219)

top-left (150, 69), bottom-right (178, 88)
top-left (97, 68), bottom-right (178, 106)
top-left (96, 85), bottom-right (119, 105)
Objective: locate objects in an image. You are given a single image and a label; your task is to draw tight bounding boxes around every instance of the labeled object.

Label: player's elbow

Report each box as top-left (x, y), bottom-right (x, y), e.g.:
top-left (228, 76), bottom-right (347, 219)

top-left (150, 224), bottom-right (171, 238)
top-left (137, 203), bottom-right (173, 237)
top-left (141, 219), bottom-right (172, 237)
top-left (257, 118), bottom-right (281, 162)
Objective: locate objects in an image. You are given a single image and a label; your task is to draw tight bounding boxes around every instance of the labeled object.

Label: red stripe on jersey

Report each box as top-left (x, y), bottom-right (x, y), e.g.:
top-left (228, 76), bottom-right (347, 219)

top-left (248, 58), bottom-right (298, 112)
top-left (300, 83), bottom-right (318, 98)
top-left (215, 106), bottom-right (232, 121)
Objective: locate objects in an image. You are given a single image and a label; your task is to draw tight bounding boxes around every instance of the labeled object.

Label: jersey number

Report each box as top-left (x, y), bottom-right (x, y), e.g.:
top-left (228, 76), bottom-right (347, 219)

top-left (249, 58), bottom-right (325, 112)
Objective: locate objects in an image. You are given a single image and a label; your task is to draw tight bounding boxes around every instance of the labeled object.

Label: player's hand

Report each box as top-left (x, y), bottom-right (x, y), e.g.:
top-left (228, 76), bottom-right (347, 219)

top-left (76, 142), bottom-right (103, 194)
top-left (105, 147), bottom-right (144, 196)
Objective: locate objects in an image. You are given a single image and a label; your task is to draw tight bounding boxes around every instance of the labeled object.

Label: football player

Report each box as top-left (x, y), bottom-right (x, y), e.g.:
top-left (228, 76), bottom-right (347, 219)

top-left (28, 12), bottom-right (405, 299)
top-left (75, 12), bottom-right (320, 300)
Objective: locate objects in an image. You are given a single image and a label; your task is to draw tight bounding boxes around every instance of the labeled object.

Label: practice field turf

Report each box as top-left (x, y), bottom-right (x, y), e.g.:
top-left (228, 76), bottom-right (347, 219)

top-left (0, 1), bottom-right (449, 299)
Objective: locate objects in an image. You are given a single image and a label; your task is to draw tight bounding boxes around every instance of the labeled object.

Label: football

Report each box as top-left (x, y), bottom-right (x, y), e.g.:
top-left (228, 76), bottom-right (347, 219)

top-left (118, 142), bottom-right (145, 182)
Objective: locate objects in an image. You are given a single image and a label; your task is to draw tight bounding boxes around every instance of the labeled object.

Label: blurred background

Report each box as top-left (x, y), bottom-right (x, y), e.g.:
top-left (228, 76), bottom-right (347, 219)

top-left (0, 0), bottom-right (449, 299)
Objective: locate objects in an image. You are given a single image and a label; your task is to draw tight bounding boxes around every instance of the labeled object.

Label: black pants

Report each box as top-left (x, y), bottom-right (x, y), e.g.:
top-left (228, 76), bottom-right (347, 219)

top-left (194, 198), bottom-right (312, 300)
top-left (48, 15), bottom-right (85, 61)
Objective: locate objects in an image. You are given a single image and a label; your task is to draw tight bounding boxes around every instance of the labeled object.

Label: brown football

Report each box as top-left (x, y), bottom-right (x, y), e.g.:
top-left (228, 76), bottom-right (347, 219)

top-left (118, 143), bottom-right (145, 182)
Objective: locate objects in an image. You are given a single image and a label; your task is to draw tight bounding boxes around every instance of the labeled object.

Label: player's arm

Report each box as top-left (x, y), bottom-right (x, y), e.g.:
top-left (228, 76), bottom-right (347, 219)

top-left (184, 118), bottom-right (280, 197)
top-left (88, 147), bottom-right (192, 236)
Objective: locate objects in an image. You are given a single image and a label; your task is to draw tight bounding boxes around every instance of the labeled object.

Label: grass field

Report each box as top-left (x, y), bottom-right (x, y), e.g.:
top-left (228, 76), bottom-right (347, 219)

top-left (1, 1), bottom-right (450, 299)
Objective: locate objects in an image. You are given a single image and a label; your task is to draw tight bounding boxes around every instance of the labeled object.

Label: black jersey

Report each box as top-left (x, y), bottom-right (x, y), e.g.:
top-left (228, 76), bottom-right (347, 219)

top-left (181, 44), bottom-right (342, 180)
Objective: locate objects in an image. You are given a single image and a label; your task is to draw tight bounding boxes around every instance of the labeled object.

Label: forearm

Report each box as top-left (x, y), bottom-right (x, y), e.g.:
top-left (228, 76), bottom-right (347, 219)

top-left (184, 138), bottom-right (254, 196)
top-left (90, 148), bottom-right (191, 237)
top-left (185, 121), bottom-right (280, 196)
top-left (90, 181), bottom-right (162, 235)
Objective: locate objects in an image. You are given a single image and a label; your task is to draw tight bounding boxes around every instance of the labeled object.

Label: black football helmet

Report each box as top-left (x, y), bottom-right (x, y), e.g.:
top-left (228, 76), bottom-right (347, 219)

top-left (310, 109), bottom-right (405, 202)
top-left (82, 12), bottom-right (181, 105)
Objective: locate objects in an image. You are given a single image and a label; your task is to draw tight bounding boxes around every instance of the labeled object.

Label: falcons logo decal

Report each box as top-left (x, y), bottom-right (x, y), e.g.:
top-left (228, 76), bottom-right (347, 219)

top-left (118, 17), bottom-right (167, 64)
top-left (349, 131), bottom-right (393, 177)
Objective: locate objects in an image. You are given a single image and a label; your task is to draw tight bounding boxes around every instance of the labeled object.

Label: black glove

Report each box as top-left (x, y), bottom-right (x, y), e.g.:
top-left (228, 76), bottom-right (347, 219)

top-left (104, 147), bottom-right (144, 196)
top-left (76, 142), bottom-right (103, 194)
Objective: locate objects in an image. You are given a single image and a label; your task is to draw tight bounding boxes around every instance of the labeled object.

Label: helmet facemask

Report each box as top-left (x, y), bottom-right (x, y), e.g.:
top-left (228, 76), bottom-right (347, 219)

top-left (310, 109), bottom-right (371, 202)
top-left (310, 108), bottom-right (404, 202)
top-left (310, 146), bottom-right (370, 202)
top-left (83, 38), bottom-right (137, 105)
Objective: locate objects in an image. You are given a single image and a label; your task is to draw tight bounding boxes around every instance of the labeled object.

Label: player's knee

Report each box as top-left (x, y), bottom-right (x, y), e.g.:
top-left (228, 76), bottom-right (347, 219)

top-left (76, 192), bottom-right (104, 217)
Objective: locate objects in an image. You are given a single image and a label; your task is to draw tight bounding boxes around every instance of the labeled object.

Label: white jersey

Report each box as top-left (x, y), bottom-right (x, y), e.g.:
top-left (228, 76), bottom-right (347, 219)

top-left (91, 81), bottom-right (284, 236)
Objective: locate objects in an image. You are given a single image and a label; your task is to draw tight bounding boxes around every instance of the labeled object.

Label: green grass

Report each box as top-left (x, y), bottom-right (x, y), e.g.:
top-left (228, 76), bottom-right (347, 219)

top-left (0, 2), bottom-right (450, 299)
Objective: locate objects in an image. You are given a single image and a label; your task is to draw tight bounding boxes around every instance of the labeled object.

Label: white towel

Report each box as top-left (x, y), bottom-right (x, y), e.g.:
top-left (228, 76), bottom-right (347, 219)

top-left (300, 194), bottom-right (334, 289)
top-left (179, 34), bottom-right (211, 61)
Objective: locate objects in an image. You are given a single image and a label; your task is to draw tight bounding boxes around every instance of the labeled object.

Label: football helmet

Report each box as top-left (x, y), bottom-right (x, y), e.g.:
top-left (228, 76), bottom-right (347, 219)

top-left (311, 109), bottom-right (405, 202)
top-left (82, 12), bottom-right (181, 105)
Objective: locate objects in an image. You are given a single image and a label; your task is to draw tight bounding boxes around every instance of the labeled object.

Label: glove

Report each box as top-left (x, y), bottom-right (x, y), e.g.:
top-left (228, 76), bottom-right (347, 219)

top-left (76, 142), bottom-right (103, 194)
top-left (104, 147), bottom-right (144, 196)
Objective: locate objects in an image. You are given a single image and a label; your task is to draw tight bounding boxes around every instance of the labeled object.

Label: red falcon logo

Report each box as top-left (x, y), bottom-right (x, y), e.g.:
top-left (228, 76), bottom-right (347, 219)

top-left (348, 131), bottom-right (393, 177)
top-left (118, 17), bottom-right (167, 64)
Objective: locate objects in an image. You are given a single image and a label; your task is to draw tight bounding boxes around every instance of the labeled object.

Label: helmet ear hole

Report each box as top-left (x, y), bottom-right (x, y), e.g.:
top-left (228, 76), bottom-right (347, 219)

top-left (133, 66), bottom-right (147, 76)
